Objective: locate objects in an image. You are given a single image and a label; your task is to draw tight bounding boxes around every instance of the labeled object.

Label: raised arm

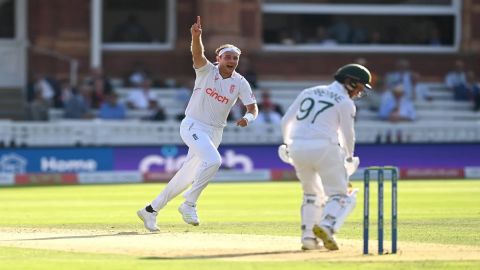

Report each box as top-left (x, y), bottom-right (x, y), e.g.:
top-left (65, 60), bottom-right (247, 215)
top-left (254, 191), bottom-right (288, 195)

top-left (190, 16), bottom-right (207, 69)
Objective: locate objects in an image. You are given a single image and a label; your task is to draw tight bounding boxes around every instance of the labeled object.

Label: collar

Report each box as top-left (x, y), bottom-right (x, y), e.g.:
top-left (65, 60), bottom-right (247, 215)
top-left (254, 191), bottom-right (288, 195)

top-left (331, 81), bottom-right (349, 96)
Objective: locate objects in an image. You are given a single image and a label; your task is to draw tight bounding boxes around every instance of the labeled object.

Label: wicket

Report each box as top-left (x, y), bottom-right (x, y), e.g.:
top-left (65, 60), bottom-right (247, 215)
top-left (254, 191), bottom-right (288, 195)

top-left (363, 166), bottom-right (398, 255)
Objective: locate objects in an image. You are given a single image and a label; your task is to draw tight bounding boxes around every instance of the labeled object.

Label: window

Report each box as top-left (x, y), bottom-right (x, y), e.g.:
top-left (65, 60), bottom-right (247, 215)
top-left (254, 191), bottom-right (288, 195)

top-left (262, 0), bottom-right (461, 53)
top-left (0, 0), bottom-right (14, 39)
top-left (265, 0), bottom-right (452, 4)
top-left (102, 0), bottom-right (175, 51)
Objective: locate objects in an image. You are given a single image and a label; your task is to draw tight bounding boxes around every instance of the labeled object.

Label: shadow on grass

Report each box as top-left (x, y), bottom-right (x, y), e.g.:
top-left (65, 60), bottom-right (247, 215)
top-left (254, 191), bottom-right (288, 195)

top-left (140, 250), bottom-right (307, 260)
top-left (9, 231), bottom-right (147, 241)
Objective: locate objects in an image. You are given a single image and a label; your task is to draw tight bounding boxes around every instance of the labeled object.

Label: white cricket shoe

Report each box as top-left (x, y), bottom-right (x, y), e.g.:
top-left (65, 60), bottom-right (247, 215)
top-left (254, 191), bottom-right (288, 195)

top-left (178, 202), bottom-right (199, 226)
top-left (137, 208), bottom-right (160, 232)
top-left (313, 225), bottom-right (339, 251)
top-left (301, 237), bottom-right (322, 251)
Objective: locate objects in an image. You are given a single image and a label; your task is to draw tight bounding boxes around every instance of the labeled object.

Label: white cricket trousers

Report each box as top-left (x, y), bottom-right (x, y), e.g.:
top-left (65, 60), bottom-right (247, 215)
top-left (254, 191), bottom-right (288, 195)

top-left (289, 139), bottom-right (349, 197)
top-left (151, 117), bottom-right (223, 210)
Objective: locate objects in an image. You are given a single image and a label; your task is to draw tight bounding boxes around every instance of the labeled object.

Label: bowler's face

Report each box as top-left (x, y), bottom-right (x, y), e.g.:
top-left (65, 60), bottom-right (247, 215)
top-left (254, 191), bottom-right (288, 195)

top-left (217, 52), bottom-right (240, 74)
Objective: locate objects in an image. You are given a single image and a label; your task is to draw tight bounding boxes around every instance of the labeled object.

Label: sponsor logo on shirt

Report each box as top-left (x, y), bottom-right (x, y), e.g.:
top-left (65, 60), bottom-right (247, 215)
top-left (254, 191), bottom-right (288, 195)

top-left (206, 88), bottom-right (229, 104)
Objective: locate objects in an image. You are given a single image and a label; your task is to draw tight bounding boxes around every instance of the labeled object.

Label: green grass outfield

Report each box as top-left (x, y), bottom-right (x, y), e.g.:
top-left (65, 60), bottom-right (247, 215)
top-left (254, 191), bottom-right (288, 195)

top-left (0, 180), bottom-right (479, 270)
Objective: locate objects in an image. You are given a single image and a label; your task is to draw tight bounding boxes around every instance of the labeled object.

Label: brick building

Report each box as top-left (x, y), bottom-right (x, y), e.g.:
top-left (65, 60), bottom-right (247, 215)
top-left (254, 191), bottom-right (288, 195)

top-left (1, 0), bottom-right (479, 89)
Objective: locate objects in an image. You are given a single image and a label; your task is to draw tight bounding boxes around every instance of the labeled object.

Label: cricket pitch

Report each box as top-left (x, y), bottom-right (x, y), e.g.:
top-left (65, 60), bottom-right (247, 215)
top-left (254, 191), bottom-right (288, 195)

top-left (0, 228), bottom-right (479, 262)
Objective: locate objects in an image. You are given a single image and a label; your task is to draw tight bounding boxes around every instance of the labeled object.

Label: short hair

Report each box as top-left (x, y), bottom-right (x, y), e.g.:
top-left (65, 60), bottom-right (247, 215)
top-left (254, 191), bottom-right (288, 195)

top-left (215, 44), bottom-right (242, 56)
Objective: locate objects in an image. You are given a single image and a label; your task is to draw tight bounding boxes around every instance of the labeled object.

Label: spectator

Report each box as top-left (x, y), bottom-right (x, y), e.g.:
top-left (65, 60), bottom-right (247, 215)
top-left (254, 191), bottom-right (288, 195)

top-left (351, 18), bottom-right (369, 44)
top-left (111, 14), bottom-right (152, 42)
top-left (175, 80), bottom-right (192, 107)
top-left (57, 79), bottom-right (76, 108)
top-left (26, 88), bottom-right (49, 121)
top-left (151, 106), bottom-right (167, 121)
top-left (445, 60), bottom-right (469, 101)
top-left (354, 58), bottom-right (382, 111)
top-left (64, 86), bottom-right (93, 119)
top-left (126, 77), bottom-right (157, 110)
top-left (98, 92), bottom-right (126, 120)
top-left (127, 61), bottom-right (149, 87)
top-left (258, 89), bottom-right (283, 116)
top-left (255, 100), bottom-right (282, 125)
top-left (227, 100), bottom-right (246, 122)
top-left (279, 30), bottom-right (296, 45)
top-left (465, 71), bottom-right (480, 111)
top-left (126, 77), bottom-right (166, 121)
top-left (384, 59), bottom-right (418, 100)
top-left (309, 26), bottom-right (337, 45)
top-left (174, 80), bottom-right (193, 121)
top-left (427, 27), bottom-right (442, 46)
top-left (83, 67), bottom-right (113, 109)
top-left (236, 57), bottom-right (258, 88)
top-left (328, 18), bottom-right (351, 44)
top-left (369, 30), bottom-right (382, 44)
top-left (26, 72), bottom-right (59, 106)
top-left (379, 84), bottom-right (416, 122)
top-left (473, 78), bottom-right (480, 112)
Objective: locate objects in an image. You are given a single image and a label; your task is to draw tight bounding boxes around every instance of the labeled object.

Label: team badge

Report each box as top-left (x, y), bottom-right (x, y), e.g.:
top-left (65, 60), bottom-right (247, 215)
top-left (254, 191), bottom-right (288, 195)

top-left (229, 85), bottom-right (236, 93)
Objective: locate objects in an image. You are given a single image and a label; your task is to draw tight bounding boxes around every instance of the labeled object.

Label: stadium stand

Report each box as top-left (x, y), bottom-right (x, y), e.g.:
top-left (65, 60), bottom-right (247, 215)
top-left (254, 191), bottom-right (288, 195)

top-left (1, 82), bottom-right (478, 147)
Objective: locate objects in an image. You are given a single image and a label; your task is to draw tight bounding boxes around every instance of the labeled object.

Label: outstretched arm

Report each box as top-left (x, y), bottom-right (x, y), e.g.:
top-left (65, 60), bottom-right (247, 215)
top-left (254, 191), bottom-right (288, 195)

top-left (191, 16), bottom-right (207, 69)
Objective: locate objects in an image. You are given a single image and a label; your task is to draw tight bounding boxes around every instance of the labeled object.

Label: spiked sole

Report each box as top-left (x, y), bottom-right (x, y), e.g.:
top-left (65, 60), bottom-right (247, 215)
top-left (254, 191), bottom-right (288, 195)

top-left (313, 225), bottom-right (339, 251)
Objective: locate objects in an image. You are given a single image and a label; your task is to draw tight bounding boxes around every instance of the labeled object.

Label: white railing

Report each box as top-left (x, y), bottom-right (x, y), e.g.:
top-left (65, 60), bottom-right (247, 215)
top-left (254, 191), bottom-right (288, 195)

top-left (0, 119), bottom-right (479, 147)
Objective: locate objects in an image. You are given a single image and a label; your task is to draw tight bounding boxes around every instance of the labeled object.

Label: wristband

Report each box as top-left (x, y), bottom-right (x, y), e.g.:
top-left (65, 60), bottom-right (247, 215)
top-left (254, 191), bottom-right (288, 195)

top-left (243, 113), bottom-right (255, 122)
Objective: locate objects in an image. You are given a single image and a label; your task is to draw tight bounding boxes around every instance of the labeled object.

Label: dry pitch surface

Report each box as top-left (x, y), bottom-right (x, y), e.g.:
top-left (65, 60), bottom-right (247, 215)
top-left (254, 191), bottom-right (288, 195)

top-left (1, 228), bottom-right (479, 261)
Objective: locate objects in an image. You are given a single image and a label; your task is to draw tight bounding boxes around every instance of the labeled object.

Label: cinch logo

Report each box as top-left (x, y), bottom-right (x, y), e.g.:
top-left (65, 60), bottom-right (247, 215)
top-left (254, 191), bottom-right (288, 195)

top-left (139, 150), bottom-right (253, 173)
top-left (206, 88), bottom-right (229, 104)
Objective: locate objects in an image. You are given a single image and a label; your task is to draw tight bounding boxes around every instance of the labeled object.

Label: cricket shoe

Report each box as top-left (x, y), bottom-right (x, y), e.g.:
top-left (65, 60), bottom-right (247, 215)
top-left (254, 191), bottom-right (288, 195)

top-left (313, 225), bottom-right (339, 251)
top-left (301, 237), bottom-right (322, 251)
top-left (178, 202), bottom-right (200, 226)
top-left (137, 208), bottom-right (160, 232)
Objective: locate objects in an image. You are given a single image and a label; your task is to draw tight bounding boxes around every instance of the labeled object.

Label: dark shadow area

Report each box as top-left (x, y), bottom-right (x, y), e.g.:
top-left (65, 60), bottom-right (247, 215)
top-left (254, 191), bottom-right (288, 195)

top-left (9, 231), bottom-right (150, 241)
top-left (139, 250), bottom-right (319, 260)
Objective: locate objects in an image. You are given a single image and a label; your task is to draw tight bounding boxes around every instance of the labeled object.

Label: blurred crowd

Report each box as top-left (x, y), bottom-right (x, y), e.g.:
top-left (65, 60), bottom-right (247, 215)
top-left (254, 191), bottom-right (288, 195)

top-left (26, 65), bottom-right (172, 122)
top-left (24, 58), bottom-right (256, 122)
top-left (25, 57), bottom-right (480, 126)
top-left (360, 58), bottom-right (480, 124)
top-left (268, 17), bottom-right (448, 47)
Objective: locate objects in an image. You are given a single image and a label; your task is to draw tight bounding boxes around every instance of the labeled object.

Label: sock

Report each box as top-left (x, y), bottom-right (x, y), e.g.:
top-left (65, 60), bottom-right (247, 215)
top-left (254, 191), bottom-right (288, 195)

top-left (184, 201), bottom-right (196, 207)
top-left (145, 205), bottom-right (156, 213)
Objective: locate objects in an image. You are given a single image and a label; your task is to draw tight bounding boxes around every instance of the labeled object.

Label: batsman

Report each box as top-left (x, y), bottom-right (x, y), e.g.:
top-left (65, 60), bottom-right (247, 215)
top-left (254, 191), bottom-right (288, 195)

top-left (279, 64), bottom-right (372, 251)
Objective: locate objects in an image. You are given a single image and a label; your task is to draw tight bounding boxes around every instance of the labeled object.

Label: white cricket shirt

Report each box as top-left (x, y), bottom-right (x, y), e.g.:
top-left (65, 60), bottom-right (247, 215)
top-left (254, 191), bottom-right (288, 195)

top-left (281, 81), bottom-right (356, 158)
top-left (185, 61), bottom-right (256, 127)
